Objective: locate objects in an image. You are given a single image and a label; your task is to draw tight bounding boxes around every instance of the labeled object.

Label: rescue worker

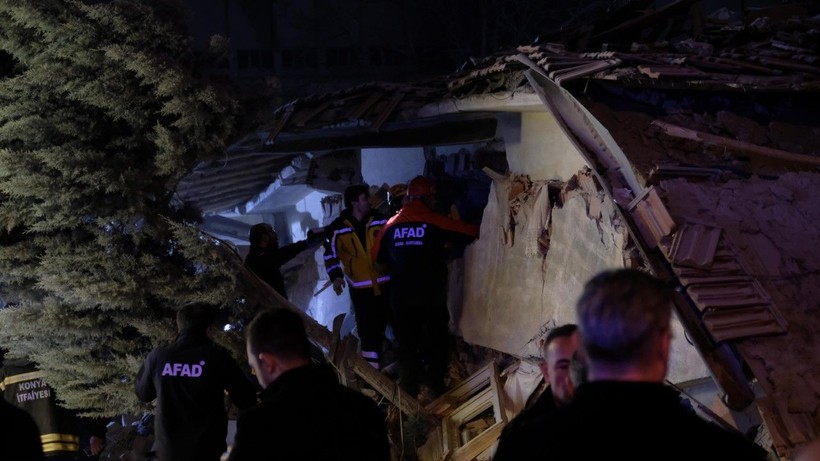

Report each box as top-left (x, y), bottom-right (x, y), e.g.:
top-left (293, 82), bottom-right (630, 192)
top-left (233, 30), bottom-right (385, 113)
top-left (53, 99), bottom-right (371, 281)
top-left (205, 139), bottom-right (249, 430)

top-left (0, 358), bottom-right (82, 460)
top-left (135, 303), bottom-right (257, 461)
top-left (244, 223), bottom-right (324, 300)
top-left (372, 176), bottom-right (479, 397)
top-left (324, 185), bottom-right (391, 368)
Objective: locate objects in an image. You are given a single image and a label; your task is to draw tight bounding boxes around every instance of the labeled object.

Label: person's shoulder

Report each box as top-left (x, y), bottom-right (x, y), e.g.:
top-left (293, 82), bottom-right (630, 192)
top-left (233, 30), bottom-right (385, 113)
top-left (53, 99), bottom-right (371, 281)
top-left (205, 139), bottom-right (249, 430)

top-left (146, 343), bottom-right (173, 359)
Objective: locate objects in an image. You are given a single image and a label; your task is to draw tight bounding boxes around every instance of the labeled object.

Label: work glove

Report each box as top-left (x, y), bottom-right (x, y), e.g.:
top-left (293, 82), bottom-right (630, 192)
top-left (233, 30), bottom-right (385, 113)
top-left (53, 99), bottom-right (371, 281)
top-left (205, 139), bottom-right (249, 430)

top-left (332, 277), bottom-right (345, 295)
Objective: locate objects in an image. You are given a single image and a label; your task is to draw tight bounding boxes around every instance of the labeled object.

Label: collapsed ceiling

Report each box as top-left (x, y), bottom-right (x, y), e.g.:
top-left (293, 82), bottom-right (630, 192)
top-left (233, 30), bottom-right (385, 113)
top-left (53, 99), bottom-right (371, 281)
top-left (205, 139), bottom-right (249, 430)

top-left (175, 2), bottom-right (820, 458)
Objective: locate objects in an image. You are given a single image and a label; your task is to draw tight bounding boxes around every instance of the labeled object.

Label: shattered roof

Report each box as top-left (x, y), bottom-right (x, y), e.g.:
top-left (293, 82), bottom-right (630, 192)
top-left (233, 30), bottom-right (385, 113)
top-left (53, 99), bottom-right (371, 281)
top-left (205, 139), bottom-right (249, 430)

top-left (262, 7), bottom-right (820, 139)
top-left (176, 5), bottom-right (819, 214)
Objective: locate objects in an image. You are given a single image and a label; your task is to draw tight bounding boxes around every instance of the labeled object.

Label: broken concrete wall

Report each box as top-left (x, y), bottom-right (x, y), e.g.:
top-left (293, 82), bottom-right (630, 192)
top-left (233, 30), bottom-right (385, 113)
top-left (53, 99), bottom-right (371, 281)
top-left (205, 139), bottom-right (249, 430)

top-left (458, 175), bottom-right (708, 384)
top-left (459, 176), bottom-right (614, 357)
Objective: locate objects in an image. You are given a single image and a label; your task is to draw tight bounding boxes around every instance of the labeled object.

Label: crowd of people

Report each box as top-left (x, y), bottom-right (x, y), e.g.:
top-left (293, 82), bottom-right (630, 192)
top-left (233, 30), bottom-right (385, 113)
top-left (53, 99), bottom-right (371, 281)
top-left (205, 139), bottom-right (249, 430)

top-left (2, 175), bottom-right (788, 460)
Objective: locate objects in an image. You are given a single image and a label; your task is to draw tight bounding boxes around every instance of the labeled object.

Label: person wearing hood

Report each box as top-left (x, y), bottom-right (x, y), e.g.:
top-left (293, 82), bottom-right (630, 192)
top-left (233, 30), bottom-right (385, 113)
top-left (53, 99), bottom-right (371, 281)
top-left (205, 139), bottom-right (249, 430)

top-left (244, 223), bottom-right (324, 300)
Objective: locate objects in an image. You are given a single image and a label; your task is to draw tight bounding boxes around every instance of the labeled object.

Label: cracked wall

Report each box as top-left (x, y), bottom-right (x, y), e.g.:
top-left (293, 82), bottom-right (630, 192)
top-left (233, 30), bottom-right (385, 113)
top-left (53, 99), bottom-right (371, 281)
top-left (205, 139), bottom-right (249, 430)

top-left (458, 170), bottom-right (708, 383)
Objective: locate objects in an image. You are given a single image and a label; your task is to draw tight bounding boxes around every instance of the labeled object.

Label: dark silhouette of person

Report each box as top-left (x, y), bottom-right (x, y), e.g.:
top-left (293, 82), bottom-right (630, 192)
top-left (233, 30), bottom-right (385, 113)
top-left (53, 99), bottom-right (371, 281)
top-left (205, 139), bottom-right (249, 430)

top-left (0, 398), bottom-right (44, 460)
top-left (493, 324), bottom-right (580, 461)
top-left (135, 303), bottom-right (257, 461)
top-left (229, 308), bottom-right (390, 461)
top-left (372, 175), bottom-right (479, 397)
top-left (244, 223), bottom-right (323, 299)
top-left (324, 185), bottom-right (391, 368)
top-left (1, 358), bottom-right (83, 460)
top-left (528, 269), bottom-right (767, 461)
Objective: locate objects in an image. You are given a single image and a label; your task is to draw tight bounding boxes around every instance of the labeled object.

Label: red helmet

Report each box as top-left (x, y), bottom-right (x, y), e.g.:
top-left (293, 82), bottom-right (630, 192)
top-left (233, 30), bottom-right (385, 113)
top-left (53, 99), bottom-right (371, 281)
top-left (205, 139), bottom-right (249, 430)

top-left (407, 176), bottom-right (436, 197)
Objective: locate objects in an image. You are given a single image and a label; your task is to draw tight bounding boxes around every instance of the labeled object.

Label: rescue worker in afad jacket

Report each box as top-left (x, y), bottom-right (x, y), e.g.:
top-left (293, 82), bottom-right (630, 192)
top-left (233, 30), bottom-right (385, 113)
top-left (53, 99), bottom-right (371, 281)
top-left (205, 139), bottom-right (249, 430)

top-left (135, 303), bottom-right (257, 461)
top-left (372, 176), bottom-right (479, 398)
top-left (0, 358), bottom-right (81, 460)
top-left (324, 184), bottom-right (391, 369)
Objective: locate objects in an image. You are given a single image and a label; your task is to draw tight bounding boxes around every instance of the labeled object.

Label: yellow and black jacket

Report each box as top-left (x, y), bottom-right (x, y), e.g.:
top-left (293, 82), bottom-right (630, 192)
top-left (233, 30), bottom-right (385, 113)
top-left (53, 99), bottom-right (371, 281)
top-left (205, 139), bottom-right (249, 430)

top-left (324, 209), bottom-right (390, 295)
top-left (0, 360), bottom-right (80, 458)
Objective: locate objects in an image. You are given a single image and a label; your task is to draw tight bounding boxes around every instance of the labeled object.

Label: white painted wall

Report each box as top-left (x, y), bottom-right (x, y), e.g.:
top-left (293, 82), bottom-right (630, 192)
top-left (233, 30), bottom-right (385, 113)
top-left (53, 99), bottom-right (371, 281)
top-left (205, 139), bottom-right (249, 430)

top-left (284, 190), bottom-right (327, 241)
top-left (361, 147), bottom-right (425, 187)
top-left (498, 112), bottom-right (585, 181)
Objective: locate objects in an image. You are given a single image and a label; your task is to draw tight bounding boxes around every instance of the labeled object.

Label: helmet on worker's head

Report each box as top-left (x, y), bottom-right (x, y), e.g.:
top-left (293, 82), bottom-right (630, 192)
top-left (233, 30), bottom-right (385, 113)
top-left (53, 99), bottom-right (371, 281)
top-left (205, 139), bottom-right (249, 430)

top-left (387, 183), bottom-right (407, 207)
top-left (406, 176), bottom-right (436, 198)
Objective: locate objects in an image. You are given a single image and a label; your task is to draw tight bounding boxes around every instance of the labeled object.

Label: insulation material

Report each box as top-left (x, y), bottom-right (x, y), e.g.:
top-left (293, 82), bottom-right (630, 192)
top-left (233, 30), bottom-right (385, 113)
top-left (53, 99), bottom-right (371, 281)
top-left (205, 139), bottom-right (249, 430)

top-left (523, 183), bottom-right (551, 257)
top-left (500, 362), bottom-right (544, 421)
top-left (660, 172), bottom-right (820, 448)
top-left (461, 182), bottom-right (606, 359)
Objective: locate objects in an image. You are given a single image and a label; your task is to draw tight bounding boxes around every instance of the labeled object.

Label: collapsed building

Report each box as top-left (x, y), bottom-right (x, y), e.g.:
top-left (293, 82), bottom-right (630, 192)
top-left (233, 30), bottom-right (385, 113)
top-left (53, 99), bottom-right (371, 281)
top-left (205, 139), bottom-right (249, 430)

top-left (176, 3), bottom-right (820, 459)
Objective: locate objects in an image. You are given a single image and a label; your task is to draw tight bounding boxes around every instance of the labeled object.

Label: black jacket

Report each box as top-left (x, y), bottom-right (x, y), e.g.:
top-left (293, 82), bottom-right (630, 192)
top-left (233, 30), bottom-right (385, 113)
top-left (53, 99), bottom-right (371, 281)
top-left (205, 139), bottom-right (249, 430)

top-left (244, 239), bottom-right (309, 299)
top-left (525, 381), bottom-right (767, 461)
top-left (229, 364), bottom-right (390, 461)
top-left (0, 398), bottom-right (44, 461)
top-left (135, 330), bottom-right (257, 461)
top-left (0, 360), bottom-right (79, 458)
top-left (373, 200), bottom-right (478, 306)
top-left (492, 387), bottom-right (557, 461)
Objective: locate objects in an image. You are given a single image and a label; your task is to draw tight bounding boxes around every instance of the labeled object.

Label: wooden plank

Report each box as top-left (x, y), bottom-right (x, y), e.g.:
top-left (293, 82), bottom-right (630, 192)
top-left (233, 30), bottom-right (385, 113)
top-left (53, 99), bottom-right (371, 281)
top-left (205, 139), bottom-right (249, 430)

top-left (652, 120), bottom-right (820, 167)
top-left (350, 353), bottom-right (427, 418)
top-left (265, 104), bottom-right (295, 144)
top-left (369, 91), bottom-right (406, 132)
top-left (450, 387), bottom-right (493, 426)
top-left (554, 59), bottom-right (622, 85)
top-left (426, 363), bottom-right (492, 416)
top-left (488, 361), bottom-right (507, 423)
top-left (442, 417), bottom-right (460, 456)
top-left (451, 421), bottom-right (505, 461)
top-left (332, 334), bottom-right (358, 389)
top-left (292, 99), bottom-right (334, 127)
top-left (424, 362), bottom-right (511, 460)
top-left (347, 91), bottom-right (383, 120)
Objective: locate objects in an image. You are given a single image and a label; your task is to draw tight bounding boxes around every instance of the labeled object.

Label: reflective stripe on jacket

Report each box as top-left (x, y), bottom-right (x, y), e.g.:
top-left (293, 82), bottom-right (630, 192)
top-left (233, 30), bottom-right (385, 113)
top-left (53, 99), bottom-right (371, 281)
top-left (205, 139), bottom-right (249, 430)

top-left (0, 361), bottom-right (80, 456)
top-left (324, 210), bottom-right (389, 295)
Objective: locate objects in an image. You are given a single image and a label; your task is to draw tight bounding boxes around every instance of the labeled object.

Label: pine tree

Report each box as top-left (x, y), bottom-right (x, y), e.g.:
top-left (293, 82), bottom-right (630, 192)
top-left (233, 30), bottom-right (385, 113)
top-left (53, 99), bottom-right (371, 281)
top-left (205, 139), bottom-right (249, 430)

top-left (0, 0), bottom-right (268, 416)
